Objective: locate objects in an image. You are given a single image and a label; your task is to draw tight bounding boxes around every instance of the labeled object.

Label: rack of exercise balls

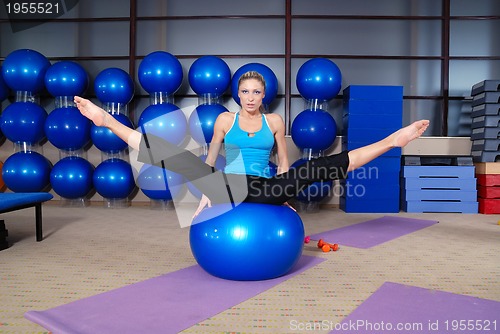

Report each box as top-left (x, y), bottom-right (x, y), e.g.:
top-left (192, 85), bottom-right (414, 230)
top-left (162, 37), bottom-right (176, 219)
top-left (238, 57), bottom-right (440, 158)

top-left (1, 48), bottom-right (344, 213)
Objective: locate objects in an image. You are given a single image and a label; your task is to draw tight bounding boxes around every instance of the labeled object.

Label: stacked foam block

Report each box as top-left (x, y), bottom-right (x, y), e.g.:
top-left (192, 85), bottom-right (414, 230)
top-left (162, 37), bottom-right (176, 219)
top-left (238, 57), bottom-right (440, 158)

top-left (470, 80), bottom-right (500, 163)
top-left (401, 156), bottom-right (478, 213)
top-left (341, 85), bottom-right (403, 213)
top-left (475, 162), bottom-right (500, 214)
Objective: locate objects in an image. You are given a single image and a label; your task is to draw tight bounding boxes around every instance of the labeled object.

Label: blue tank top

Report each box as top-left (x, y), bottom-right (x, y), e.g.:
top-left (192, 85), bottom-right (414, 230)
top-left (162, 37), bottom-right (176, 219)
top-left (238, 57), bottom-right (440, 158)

top-left (224, 112), bottom-right (275, 178)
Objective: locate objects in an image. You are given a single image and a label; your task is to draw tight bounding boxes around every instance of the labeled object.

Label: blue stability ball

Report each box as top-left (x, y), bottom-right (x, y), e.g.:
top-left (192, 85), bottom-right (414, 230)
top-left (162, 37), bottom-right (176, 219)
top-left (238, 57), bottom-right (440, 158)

top-left (45, 61), bottom-right (89, 97)
top-left (291, 159), bottom-right (333, 202)
top-left (1, 49), bottom-right (51, 94)
top-left (0, 67), bottom-right (10, 101)
top-left (137, 164), bottom-right (184, 201)
top-left (190, 203), bottom-right (305, 281)
top-left (138, 51), bottom-right (183, 95)
top-left (93, 158), bottom-right (135, 199)
top-left (291, 109), bottom-right (337, 153)
top-left (94, 68), bottom-right (134, 104)
top-left (2, 151), bottom-right (52, 192)
top-left (188, 103), bottom-right (228, 145)
top-left (91, 113), bottom-right (133, 153)
top-left (0, 102), bottom-right (47, 144)
top-left (138, 103), bottom-right (187, 146)
top-left (187, 154), bottom-right (226, 198)
top-left (50, 156), bottom-right (94, 199)
top-left (231, 63), bottom-right (278, 106)
top-left (188, 56), bottom-right (231, 98)
top-left (45, 106), bottom-right (91, 151)
top-left (296, 58), bottom-right (342, 101)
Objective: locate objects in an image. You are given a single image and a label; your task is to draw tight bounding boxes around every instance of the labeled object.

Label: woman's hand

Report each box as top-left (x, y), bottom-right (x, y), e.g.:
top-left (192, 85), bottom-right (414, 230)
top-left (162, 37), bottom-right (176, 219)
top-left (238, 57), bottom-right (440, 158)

top-left (193, 194), bottom-right (212, 218)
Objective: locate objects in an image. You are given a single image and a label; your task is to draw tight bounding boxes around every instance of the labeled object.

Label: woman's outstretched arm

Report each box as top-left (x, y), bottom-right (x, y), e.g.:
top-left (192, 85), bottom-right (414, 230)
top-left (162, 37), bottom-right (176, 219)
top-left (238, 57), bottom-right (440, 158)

top-left (347, 120), bottom-right (430, 172)
top-left (74, 96), bottom-right (142, 150)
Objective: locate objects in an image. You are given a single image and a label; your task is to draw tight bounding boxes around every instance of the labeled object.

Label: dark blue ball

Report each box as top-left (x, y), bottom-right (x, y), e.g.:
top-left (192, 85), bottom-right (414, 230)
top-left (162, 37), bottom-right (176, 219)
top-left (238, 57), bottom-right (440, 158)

top-left (291, 109), bottom-right (337, 152)
top-left (91, 113), bottom-right (133, 153)
top-left (188, 103), bottom-right (227, 145)
top-left (296, 58), bottom-right (342, 101)
top-left (231, 63), bottom-right (278, 107)
top-left (0, 102), bottom-right (47, 145)
top-left (138, 103), bottom-right (187, 146)
top-left (1, 49), bottom-right (51, 94)
top-left (50, 156), bottom-right (94, 199)
top-left (187, 154), bottom-right (226, 198)
top-left (190, 203), bottom-right (304, 280)
top-left (188, 56), bottom-right (231, 97)
top-left (45, 106), bottom-right (91, 151)
top-left (2, 151), bottom-right (52, 192)
top-left (0, 66), bottom-right (10, 102)
top-left (291, 159), bottom-right (333, 203)
top-left (44, 61), bottom-right (89, 97)
top-left (93, 158), bottom-right (135, 199)
top-left (94, 68), bottom-right (134, 104)
top-left (137, 164), bottom-right (184, 201)
top-left (138, 51), bottom-right (183, 95)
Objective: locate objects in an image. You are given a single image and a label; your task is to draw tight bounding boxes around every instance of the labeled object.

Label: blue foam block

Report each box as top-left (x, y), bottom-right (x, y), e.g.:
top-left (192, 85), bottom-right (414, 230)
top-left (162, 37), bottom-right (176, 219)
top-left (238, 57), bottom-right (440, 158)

top-left (402, 177), bottom-right (477, 191)
top-left (343, 140), bottom-right (402, 157)
top-left (340, 197), bottom-right (400, 213)
top-left (347, 157), bottom-right (401, 180)
top-left (343, 99), bottom-right (403, 116)
top-left (343, 113), bottom-right (403, 129)
top-left (341, 182), bottom-right (400, 200)
top-left (343, 85), bottom-right (403, 101)
top-left (402, 201), bottom-right (478, 214)
top-left (402, 166), bottom-right (475, 179)
top-left (403, 189), bottom-right (477, 201)
top-left (346, 127), bottom-right (400, 142)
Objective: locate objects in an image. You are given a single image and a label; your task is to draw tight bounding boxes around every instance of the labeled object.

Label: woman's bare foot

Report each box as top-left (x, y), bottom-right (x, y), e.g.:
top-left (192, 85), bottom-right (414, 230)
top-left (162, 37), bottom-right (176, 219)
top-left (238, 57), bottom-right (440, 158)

top-left (74, 96), bottom-right (109, 127)
top-left (392, 120), bottom-right (430, 148)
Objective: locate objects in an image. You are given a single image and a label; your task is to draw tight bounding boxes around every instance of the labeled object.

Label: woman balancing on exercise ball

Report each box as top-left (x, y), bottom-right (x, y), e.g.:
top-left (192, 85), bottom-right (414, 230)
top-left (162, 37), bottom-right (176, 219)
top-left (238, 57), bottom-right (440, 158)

top-left (74, 71), bottom-right (429, 217)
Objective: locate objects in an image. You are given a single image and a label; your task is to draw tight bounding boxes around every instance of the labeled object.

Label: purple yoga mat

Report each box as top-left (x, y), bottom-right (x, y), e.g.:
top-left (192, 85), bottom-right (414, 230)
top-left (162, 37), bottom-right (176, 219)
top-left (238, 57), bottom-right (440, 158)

top-left (331, 282), bottom-right (500, 334)
top-left (25, 255), bottom-right (324, 334)
top-left (310, 216), bottom-right (438, 249)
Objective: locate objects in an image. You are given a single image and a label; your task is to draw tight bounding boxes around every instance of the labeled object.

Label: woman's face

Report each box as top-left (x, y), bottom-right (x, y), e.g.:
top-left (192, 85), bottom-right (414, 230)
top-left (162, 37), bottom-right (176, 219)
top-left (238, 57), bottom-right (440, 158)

top-left (238, 78), bottom-right (265, 113)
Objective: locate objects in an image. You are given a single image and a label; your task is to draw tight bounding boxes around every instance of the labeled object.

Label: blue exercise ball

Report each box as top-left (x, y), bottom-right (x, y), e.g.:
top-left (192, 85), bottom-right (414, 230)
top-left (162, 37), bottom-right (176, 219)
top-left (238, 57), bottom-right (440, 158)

top-left (1, 49), bottom-right (51, 94)
top-left (0, 67), bottom-right (10, 102)
top-left (45, 61), bottom-right (89, 97)
top-left (91, 113), bottom-right (134, 153)
top-left (188, 103), bottom-right (227, 145)
top-left (94, 68), bottom-right (134, 104)
top-left (0, 101), bottom-right (47, 145)
top-left (190, 203), bottom-right (304, 280)
top-left (138, 51), bottom-right (183, 95)
top-left (50, 156), bottom-right (94, 199)
top-left (188, 56), bottom-right (231, 98)
top-left (93, 158), bottom-right (135, 199)
top-left (138, 103), bottom-right (187, 146)
top-left (291, 109), bottom-right (337, 153)
top-left (137, 163), bottom-right (184, 201)
top-left (45, 106), bottom-right (91, 151)
top-left (187, 154), bottom-right (226, 198)
top-left (291, 159), bottom-right (333, 203)
top-left (2, 151), bottom-right (52, 192)
top-left (296, 58), bottom-right (342, 101)
top-left (231, 63), bottom-right (278, 107)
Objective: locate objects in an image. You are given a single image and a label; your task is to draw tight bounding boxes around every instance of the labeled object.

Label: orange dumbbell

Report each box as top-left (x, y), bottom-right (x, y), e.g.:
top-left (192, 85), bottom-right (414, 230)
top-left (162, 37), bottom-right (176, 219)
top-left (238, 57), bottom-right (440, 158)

top-left (317, 239), bottom-right (339, 252)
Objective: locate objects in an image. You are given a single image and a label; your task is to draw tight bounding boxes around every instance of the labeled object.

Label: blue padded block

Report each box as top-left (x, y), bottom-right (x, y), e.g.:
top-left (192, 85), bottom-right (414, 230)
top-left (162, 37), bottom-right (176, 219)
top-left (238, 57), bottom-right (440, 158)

top-left (340, 196), bottom-right (400, 213)
top-left (402, 201), bottom-right (478, 214)
top-left (402, 166), bottom-right (475, 179)
top-left (347, 157), bottom-right (401, 180)
top-left (343, 99), bottom-right (403, 116)
top-left (403, 189), bottom-right (477, 201)
top-left (0, 193), bottom-right (53, 211)
top-left (343, 113), bottom-right (402, 129)
top-left (343, 140), bottom-right (402, 157)
top-left (343, 85), bottom-right (403, 101)
top-left (341, 181), bottom-right (400, 200)
top-left (402, 177), bottom-right (477, 191)
top-left (345, 127), bottom-right (400, 142)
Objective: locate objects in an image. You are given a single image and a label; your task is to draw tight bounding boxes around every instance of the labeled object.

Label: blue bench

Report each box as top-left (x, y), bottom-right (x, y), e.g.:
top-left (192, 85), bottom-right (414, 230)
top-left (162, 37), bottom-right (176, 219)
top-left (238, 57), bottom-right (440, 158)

top-left (0, 193), bottom-right (53, 243)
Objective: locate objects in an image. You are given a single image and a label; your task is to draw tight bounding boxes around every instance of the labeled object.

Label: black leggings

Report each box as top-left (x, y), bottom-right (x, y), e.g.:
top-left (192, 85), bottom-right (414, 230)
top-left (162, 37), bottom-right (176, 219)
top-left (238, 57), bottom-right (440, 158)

top-left (138, 133), bottom-right (350, 205)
